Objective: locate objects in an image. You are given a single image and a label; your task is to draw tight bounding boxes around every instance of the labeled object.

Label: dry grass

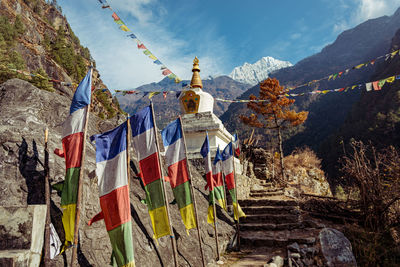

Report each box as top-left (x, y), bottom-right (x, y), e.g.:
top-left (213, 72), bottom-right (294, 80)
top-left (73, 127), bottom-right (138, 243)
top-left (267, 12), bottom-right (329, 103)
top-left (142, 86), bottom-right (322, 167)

top-left (284, 146), bottom-right (322, 171)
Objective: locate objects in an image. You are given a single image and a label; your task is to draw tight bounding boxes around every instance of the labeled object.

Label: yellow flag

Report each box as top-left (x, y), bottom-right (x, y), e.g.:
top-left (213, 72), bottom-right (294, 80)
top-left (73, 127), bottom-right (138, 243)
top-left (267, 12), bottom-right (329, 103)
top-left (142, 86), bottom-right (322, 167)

top-left (386, 76), bottom-right (395, 83)
top-left (149, 54), bottom-right (157, 60)
top-left (148, 92), bottom-right (160, 99)
top-left (119, 25), bottom-right (130, 32)
top-left (354, 63), bottom-right (365, 69)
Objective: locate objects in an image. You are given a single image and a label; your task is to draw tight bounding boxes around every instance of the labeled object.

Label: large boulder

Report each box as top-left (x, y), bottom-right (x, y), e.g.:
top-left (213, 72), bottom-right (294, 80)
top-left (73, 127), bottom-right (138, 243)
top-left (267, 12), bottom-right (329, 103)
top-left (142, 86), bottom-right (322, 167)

top-left (319, 228), bottom-right (357, 267)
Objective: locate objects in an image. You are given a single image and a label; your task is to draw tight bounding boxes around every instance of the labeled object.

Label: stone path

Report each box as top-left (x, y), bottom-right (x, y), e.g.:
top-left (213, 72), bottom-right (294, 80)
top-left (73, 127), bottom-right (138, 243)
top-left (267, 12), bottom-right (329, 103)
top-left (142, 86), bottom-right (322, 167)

top-left (221, 182), bottom-right (324, 266)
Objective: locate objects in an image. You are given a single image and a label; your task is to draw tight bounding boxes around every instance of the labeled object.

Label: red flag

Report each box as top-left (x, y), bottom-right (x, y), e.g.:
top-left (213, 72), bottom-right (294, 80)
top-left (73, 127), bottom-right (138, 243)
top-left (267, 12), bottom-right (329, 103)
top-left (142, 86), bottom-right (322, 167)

top-left (112, 12), bottom-right (120, 21)
top-left (162, 69), bottom-right (172, 76)
top-left (137, 44), bottom-right (147, 49)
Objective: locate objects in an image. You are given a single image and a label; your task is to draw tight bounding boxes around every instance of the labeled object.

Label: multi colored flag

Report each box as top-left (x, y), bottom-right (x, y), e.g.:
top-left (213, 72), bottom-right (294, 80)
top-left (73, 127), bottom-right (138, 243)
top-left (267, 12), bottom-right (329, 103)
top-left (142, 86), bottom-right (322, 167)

top-left (161, 119), bottom-right (196, 231)
top-left (222, 143), bottom-right (245, 221)
top-left (59, 69), bottom-right (92, 248)
top-left (89, 122), bottom-right (135, 267)
top-left (233, 133), bottom-right (240, 157)
top-left (201, 137), bottom-right (226, 224)
top-left (130, 106), bottom-right (171, 239)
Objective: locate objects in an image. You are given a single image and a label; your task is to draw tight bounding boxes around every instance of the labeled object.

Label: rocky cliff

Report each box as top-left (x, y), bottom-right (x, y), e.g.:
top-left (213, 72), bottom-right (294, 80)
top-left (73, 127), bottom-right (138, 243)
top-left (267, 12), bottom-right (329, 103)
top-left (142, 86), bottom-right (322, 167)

top-left (0, 0), bottom-right (122, 119)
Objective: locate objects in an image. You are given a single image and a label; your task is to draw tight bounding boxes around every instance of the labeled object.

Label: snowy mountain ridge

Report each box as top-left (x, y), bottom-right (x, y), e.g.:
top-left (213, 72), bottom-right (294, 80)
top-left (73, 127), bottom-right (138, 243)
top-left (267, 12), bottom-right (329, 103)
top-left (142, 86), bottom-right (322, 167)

top-left (229, 56), bottom-right (293, 85)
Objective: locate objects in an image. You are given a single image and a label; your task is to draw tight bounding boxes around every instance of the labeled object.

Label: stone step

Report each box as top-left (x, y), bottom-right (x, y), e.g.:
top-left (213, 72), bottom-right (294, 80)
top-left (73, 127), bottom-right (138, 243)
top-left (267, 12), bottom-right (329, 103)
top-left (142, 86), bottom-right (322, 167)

top-left (240, 229), bottom-right (318, 248)
top-left (249, 191), bottom-right (284, 198)
top-left (254, 187), bottom-right (284, 192)
top-left (240, 199), bottom-right (298, 207)
top-left (240, 222), bottom-right (305, 231)
top-left (241, 214), bottom-right (300, 224)
top-left (241, 206), bottom-right (299, 215)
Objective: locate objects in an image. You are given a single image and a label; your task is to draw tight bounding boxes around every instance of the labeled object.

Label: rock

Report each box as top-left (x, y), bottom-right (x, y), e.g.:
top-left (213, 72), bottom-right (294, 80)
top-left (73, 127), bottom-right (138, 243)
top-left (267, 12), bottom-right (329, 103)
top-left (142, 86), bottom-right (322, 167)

top-left (271, 255), bottom-right (284, 267)
top-left (287, 242), bottom-right (300, 252)
top-left (319, 228), bottom-right (357, 267)
top-left (290, 253), bottom-right (301, 259)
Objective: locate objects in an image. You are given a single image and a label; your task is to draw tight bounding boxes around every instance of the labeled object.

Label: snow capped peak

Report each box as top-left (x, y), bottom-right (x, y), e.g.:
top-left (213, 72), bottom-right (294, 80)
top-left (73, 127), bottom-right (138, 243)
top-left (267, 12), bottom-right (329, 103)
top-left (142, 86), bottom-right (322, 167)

top-left (229, 57), bottom-right (292, 85)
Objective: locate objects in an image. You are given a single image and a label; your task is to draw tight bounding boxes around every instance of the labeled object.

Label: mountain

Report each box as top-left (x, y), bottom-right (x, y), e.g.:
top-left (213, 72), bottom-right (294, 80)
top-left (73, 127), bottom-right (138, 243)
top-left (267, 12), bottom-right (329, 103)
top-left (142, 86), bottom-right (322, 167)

top-left (117, 75), bottom-right (250, 128)
top-left (229, 56), bottom-right (292, 85)
top-left (319, 28), bottom-right (400, 182)
top-left (221, 8), bottom-right (400, 166)
top-left (0, 0), bottom-right (123, 119)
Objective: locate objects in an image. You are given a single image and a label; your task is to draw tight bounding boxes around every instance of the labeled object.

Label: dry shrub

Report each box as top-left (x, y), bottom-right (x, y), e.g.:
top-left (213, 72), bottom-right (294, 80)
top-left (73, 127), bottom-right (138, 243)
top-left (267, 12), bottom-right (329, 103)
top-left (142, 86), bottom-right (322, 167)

top-left (284, 146), bottom-right (322, 171)
top-left (341, 141), bottom-right (400, 231)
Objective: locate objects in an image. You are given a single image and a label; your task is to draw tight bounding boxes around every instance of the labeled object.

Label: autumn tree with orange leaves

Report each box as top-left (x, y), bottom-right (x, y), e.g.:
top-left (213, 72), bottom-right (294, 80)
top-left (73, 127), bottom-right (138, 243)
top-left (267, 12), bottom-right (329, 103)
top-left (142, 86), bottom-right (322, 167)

top-left (240, 78), bottom-right (308, 183)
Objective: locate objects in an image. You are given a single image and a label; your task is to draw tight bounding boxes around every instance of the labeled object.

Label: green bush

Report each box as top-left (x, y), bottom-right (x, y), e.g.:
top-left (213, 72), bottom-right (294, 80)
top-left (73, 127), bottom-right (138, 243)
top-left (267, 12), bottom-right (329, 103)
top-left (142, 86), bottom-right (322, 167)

top-left (31, 68), bottom-right (54, 92)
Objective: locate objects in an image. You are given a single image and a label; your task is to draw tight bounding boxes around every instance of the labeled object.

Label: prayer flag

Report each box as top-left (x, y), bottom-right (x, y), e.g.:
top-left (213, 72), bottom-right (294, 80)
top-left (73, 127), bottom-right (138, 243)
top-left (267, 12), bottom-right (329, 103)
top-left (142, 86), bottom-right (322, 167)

top-left (354, 63), bottom-right (365, 69)
top-left (112, 12), bottom-right (120, 21)
top-left (148, 92), bottom-right (160, 99)
top-left (163, 92), bottom-right (168, 99)
top-left (162, 69), bottom-right (172, 76)
top-left (149, 54), bottom-right (157, 60)
top-left (59, 69), bottom-right (92, 249)
top-left (138, 44), bottom-right (147, 50)
top-left (233, 133), bottom-right (240, 157)
top-left (89, 122), bottom-right (135, 267)
top-left (201, 137), bottom-right (226, 224)
top-left (175, 77), bottom-right (182, 83)
top-left (127, 33), bottom-right (137, 39)
top-left (365, 82), bottom-right (373, 91)
top-left (386, 76), bottom-right (395, 83)
top-left (115, 20), bottom-right (124, 25)
top-left (161, 119), bottom-right (196, 231)
top-left (221, 143), bottom-right (245, 221)
top-left (168, 73), bottom-right (177, 80)
top-left (130, 106), bottom-right (170, 239)
top-left (153, 60), bottom-right (162, 65)
top-left (143, 50), bottom-right (151, 55)
top-left (120, 25), bottom-right (130, 32)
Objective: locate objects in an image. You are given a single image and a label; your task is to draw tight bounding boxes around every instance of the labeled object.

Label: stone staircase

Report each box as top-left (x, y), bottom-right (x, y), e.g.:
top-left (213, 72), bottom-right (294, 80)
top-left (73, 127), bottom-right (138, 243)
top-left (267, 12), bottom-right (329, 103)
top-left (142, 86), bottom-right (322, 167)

top-left (239, 182), bottom-right (323, 250)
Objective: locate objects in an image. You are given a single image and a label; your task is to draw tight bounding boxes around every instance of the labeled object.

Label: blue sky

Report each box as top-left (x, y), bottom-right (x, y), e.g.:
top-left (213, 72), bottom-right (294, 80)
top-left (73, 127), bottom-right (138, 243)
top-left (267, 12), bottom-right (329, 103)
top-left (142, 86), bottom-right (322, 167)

top-left (57, 0), bottom-right (400, 89)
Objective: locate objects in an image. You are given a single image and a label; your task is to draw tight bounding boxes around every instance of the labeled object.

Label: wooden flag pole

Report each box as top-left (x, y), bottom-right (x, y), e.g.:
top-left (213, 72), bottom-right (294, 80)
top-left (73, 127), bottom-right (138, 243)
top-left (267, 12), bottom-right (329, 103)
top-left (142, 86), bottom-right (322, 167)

top-left (231, 137), bottom-right (241, 251)
top-left (126, 117), bottom-right (136, 265)
top-left (150, 102), bottom-right (178, 267)
top-left (212, 186), bottom-right (220, 261)
top-left (44, 127), bottom-right (51, 266)
top-left (179, 116), bottom-right (205, 267)
top-left (71, 68), bottom-right (93, 266)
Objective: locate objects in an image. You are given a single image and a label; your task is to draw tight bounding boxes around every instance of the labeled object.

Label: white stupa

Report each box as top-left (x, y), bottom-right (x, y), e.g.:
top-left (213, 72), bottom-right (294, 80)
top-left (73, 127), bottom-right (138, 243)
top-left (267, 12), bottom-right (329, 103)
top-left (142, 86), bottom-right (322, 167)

top-left (178, 57), bottom-right (238, 164)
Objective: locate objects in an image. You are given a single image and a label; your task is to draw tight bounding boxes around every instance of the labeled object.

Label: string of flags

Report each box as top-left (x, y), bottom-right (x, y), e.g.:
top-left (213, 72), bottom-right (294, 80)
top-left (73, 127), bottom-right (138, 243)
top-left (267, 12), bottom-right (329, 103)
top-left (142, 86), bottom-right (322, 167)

top-left (97, 0), bottom-right (182, 84)
top-left (111, 72), bottom-right (400, 103)
top-left (286, 49), bottom-right (399, 91)
top-left (3, 66), bottom-right (79, 88)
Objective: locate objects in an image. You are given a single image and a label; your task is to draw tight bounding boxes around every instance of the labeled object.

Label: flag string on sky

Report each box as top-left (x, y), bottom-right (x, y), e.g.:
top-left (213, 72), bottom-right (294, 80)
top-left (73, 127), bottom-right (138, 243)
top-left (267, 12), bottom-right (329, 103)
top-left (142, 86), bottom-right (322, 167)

top-left (97, 0), bottom-right (182, 84)
top-left (110, 72), bottom-right (400, 103)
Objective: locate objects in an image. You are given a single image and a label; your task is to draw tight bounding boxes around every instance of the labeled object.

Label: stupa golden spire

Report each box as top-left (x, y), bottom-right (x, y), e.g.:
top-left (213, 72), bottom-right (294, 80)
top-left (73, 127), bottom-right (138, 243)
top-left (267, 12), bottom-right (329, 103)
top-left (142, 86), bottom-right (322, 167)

top-left (190, 57), bottom-right (203, 89)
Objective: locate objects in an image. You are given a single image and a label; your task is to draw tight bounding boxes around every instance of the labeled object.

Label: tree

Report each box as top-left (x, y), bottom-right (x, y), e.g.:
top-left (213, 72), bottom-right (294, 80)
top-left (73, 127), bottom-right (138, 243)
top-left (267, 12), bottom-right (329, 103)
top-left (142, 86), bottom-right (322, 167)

top-left (240, 78), bottom-right (308, 183)
top-left (31, 68), bottom-right (54, 92)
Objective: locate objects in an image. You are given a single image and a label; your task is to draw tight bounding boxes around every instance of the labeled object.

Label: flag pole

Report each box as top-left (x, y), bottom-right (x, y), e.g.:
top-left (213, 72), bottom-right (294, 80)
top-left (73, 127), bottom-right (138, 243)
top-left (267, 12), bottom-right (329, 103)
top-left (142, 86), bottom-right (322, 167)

top-left (71, 67), bottom-right (93, 266)
top-left (231, 137), bottom-right (241, 251)
top-left (179, 116), bottom-right (205, 267)
top-left (126, 117), bottom-right (136, 265)
top-left (212, 181), bottom-right (220, 261)
top-left (150, 102), bottom-right (178, 267)
top-left (44, 127), bottom-right (51, 266)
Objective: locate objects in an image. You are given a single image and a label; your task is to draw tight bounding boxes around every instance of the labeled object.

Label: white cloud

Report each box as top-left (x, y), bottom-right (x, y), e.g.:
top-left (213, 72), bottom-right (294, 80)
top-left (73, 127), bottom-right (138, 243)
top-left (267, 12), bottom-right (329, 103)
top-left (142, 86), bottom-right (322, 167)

top-left (353, 0), bottom-right (400, 23)
top-left (59, 0), bottom-right (229, 89)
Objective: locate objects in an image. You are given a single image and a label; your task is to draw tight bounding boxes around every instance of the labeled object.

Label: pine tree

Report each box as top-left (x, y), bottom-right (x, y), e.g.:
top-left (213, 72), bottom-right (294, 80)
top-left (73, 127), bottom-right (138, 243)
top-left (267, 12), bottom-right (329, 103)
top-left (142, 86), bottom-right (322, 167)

top-left (240, 78), bottom-right (308, 183)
